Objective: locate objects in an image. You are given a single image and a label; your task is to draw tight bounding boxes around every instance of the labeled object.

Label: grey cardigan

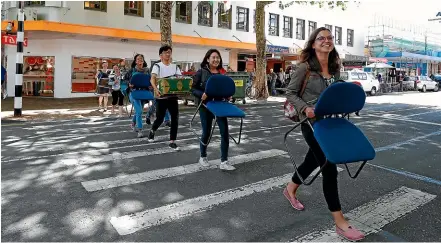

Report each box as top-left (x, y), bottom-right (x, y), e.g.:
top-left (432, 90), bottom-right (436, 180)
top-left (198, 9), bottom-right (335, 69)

top-left (286, 60), bottom-right (340, 119)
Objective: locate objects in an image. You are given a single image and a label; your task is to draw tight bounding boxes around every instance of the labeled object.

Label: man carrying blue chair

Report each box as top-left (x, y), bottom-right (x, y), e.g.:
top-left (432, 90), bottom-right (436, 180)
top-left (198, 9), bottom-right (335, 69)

top-left (190, 75), bottom-right (246, 171)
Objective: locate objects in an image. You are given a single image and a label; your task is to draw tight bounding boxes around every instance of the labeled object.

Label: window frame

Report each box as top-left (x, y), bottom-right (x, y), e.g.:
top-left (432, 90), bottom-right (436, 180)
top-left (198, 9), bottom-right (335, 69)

top-left (325, 24), bottom-right (333, 32)
top-left (236, 6), bottom-right (249, 32)
top-left (83, 1), bottom-right (107, 12)
top-left (268, 13), bottom-right (279, 36)
top-left (335, 26), bottom-right (342, 45)
top-left (308, 21), bottom-right (317, 37)
top-left (150, 1), bottom-right (161, 19)
top-left (198, 1), bottom-right (213, 27)
top-left (347, 29), bottom-right (354, 47)
top-left (283, 16), bottom-right (293, 38)
top-left (296, 18), bottom-right (305, 40)
top-left (24, 1), bottom-right (45, 7)
top-left (124, 1), bottom-right (144, 17)
top-left (175, 1), bottom-right (192, 24)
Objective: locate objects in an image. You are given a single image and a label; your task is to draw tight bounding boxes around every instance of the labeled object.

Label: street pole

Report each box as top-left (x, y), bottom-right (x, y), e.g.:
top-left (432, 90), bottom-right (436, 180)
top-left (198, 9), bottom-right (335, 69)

top-left (14, 1), bottom-right (24, 117)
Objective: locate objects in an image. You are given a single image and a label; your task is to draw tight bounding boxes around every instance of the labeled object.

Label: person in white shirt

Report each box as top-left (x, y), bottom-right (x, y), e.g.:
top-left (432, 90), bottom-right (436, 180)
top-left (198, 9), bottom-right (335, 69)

top-left (148, 45), bottom-right (182, 150)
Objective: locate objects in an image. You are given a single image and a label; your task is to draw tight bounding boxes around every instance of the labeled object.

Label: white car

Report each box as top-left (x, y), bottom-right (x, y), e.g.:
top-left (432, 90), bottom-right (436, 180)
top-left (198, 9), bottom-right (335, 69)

top-left (415, 76), bottom-right (439, 92)
top-left (340, 71), bottom-right (380, 96)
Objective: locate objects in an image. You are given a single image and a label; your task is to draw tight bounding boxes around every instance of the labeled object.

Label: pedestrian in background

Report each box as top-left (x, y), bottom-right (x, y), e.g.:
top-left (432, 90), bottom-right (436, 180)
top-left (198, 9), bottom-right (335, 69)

top-left (191, 49), bottom-right (235, 171)
top-left (96, 61), bottom-right (111, 112)
top-left (109, 64), bottom-right (124, 117)
top-left (285, 27), bottom-right (365, 241)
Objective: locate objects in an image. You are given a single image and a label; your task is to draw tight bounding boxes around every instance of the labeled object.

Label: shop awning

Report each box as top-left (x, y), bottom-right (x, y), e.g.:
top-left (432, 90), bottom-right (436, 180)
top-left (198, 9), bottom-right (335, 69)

top-left (1, 20), bottom-right (256, 51)
top-left (384, 51), bottom-right (441, 62)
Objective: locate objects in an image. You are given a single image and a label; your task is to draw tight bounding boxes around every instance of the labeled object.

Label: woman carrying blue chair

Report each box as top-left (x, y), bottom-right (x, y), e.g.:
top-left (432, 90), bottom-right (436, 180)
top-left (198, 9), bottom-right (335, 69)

top-left (190, 49), bottom-right (245, 171)
top-left (283, 27), bottom-right (375, 241)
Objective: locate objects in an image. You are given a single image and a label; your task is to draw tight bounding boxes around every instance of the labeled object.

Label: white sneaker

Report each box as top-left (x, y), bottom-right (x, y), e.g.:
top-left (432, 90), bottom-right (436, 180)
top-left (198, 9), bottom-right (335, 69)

top-left (137, 131), bottom-right (143, 138)
top-left (199, 157), bottom-right (210, 167)
top-left (219, 161), bottom-right (236, 171)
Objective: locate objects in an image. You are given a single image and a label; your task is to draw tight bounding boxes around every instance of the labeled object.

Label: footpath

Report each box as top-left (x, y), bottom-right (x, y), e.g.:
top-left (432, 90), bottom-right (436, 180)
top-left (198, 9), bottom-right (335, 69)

top-left (1, 96), bottom-right (286, 123)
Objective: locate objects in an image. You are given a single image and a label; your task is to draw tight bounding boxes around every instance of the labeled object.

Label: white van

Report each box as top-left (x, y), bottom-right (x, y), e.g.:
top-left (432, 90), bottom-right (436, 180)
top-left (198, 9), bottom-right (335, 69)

top-left (340, 71), bottom-right (380, 96)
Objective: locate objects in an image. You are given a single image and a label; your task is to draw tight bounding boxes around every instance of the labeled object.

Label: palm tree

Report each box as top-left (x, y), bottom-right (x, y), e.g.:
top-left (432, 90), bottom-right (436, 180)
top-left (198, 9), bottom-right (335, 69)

top-left (160, 1), bottom-right (173, 46)
top-left (253, 1), bottom-right (350, 99)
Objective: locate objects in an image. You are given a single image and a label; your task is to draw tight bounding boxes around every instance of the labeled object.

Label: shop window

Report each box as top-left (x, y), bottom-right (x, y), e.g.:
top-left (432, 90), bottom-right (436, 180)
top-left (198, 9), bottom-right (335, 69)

top-left (325, 24), bottom-right (333, 32)
top-left (335, 26), bottom-right (342, 45)
top-left (124, 1), bottom-right (144, 17)
top-left (268, 13), bottom-right (279, 36)
top-left (308, 21), bottom-right (317, 37)
top-left (198, 1), bottom-right (213, 27)
top-left (84, 1), bottom-right (107, 12)
top-left (24, 1), bottom-right (45, 6)
top-left (296, 18), bottom-right (305, 40)
top-left (176, 1), bottom-right (192, 24)
top-left (283, 16), bottom-right (293, 38)
top-left (151, 1), bottom-right (161, 19)
top-left (71, 57), bottom-right (122, 93)
top-left (22, 56), bottom-right (54, 97)
top-left (218, 3), bottom-right (232, 29)
top-left (236, 7), bottom-right (248, 31)
top-left (347, 29), bottom-right (354, 47)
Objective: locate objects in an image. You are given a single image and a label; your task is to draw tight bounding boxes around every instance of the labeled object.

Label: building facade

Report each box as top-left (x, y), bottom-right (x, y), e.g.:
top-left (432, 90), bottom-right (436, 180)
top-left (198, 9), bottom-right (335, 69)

top-left (1, 1), bottom-right (365, 98)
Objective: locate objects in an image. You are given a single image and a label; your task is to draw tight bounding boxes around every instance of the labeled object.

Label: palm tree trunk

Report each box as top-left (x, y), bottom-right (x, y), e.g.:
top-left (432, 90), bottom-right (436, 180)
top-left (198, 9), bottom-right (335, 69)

top-left (254, 1), bottom-right (272, 99)
top-left (160, 1), bottom-right (173, 47)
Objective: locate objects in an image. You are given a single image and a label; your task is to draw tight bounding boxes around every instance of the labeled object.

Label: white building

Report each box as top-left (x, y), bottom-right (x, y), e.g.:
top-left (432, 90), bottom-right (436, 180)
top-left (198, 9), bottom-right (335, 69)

top-left (2, 1), bottom-right (366, 98)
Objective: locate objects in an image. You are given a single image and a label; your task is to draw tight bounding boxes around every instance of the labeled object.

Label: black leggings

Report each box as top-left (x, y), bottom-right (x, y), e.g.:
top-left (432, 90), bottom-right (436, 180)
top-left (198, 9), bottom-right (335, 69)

top-left (112, 90), bottom-right (124, 106)
top-left (292, 123), bottom-right (341, 212)
top-left (152, 98), bottom-right (179, 141)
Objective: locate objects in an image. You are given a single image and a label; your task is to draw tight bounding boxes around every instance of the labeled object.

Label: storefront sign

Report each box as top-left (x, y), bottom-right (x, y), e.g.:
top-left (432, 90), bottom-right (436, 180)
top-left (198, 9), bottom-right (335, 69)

top-left (266, 45), bottom-right (289, 54)
top-left (369, 57), bottom-right (388, 63)
top-left (343, 54), bottom-right (367, 62)
top-left (2, 35), bottom-right (28, 47)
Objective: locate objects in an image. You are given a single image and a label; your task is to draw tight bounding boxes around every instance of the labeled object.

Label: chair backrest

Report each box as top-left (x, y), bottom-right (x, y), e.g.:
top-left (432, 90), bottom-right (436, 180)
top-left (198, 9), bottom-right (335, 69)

top-left (314, 81), bottom-right (366, 116)
top-left (130, 73), bottom-right (151, 88)
top-left (205, 75), bottom-right (236, 98)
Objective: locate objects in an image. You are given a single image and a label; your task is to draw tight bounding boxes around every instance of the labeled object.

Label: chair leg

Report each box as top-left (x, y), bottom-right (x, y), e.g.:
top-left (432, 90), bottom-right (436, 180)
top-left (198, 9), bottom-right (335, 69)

top-left (344, 160), bottom-right (367, 179)
top-left (190, 102), bottom-right (215, 147)
top-left (229, 118), bottom-right (243, 145)
top-left (284, 117), bottom-right (324, 185)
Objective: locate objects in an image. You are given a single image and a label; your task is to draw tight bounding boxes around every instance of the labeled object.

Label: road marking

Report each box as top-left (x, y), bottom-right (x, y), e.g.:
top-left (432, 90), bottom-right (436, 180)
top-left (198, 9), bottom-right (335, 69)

top-left (366, 115), bottom-right (441, 127)
top-left (404, 109), bottom-right (441, 117)
top-left (294, 186), bottom-right (436, 242)
top-left (109, 173), bottom-right (292, 235)
top-left (1, 125), bottom-right (300, 162)
top-left (81, 149), bottom-right (287, 192)
top-left (368, 164), bottom-right (441, 186)
top-left (374, 130), bottom-right (441, 152)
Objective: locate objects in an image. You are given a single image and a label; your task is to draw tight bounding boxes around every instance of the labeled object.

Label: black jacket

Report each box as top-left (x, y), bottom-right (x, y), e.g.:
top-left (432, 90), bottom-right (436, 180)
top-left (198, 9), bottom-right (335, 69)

top-left (191, 67), bottom-right (216, 104)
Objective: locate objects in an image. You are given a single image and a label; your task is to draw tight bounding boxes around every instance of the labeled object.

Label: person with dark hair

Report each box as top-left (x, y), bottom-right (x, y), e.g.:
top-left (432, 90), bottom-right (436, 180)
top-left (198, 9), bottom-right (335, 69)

top-left (284, 27), bottom-right (365, 241)
top-left (127, 54), bottom-right (150, 137)
top-left (148, 45), bottom-right (182, 150)
top-left (96, 61), bottom-right (112, 112)
top-left (191, 49), bottom-right (235, 171)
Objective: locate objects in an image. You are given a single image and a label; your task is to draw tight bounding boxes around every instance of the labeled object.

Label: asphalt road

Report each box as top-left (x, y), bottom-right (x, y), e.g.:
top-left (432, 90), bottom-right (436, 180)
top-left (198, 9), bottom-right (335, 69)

top-left (1, 92), bottom-right (441, 242)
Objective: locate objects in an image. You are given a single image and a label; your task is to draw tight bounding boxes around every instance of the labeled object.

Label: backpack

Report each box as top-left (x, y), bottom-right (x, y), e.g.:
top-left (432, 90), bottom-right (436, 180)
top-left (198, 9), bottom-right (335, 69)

top-left (283, 63), bottom-right (310, 122)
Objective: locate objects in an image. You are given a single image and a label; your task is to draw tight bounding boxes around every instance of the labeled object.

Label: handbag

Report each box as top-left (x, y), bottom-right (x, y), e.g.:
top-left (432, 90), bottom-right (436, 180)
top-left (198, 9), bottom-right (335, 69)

top-left (284, 64), bottom-right (310, 122)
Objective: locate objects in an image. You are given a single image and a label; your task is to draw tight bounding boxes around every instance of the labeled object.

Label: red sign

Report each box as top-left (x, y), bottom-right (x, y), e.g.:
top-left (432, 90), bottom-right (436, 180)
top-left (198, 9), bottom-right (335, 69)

top-left (1, 35), bottom-right (28, 47)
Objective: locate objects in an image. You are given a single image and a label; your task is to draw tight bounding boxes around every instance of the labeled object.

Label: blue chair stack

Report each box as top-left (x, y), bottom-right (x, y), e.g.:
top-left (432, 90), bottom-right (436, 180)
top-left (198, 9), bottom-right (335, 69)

top-left (190, 75), bottom-right (246, 146)
top-left (284, 82), bottom-right (376, 185)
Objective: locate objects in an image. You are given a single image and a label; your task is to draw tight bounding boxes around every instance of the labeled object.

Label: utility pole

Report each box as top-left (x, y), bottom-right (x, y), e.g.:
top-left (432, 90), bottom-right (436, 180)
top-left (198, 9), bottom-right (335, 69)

top-left (14, 1), bottom-right (24, 117)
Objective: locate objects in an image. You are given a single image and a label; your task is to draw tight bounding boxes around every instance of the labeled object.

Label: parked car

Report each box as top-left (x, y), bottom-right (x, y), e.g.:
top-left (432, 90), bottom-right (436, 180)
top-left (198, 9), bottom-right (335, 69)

top-left (340, 71), bottom-right (380, 96)
top-left (415, 76), bottom-right (439, 92)
top-left (430, 74), bottom-right (441, 86)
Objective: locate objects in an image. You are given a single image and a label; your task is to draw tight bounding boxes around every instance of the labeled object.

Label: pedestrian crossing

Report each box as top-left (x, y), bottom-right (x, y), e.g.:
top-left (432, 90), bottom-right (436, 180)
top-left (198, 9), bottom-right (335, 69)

top-left (1, 103), bottom-right (439, 241)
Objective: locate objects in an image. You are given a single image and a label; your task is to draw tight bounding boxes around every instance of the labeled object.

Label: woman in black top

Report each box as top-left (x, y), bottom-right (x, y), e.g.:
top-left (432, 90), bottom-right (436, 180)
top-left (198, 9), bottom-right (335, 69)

top-left (191, 49), bottom-right (235, 171)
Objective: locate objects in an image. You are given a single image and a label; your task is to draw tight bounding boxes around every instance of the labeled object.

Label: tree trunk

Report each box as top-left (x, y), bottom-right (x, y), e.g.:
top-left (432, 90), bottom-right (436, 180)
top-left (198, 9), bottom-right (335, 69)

top-left (160, 1), bottom-right (173, 47)
top-left (254, 1), bottom-right (272, 100)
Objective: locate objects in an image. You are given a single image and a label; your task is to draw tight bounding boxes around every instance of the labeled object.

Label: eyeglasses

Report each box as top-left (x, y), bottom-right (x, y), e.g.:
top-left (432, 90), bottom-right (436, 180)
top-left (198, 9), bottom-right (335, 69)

top-left (316, 36), bottom-right (334, 42)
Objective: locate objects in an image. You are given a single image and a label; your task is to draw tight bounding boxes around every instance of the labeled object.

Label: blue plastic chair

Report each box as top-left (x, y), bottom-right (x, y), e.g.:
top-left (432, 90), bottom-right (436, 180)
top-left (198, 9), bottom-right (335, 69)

top-left (190, 75), bottom-right (246, 146)
top-left (129, 73), bottom-right (154, 117)
top-left (284, 82), bottom-right (376, 185)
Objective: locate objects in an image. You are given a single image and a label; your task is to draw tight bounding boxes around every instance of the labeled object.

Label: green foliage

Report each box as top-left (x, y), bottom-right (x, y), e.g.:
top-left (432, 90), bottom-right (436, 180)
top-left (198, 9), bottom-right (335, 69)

top-left (278, 1), bottom-right (357, 11)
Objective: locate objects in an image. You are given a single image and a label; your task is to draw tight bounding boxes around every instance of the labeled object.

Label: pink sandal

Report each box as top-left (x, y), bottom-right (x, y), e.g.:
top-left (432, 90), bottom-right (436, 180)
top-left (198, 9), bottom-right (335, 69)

top-left (336, 225), bottom-right (365, 241)
top-left (283, 188), bottom-right (305, 211)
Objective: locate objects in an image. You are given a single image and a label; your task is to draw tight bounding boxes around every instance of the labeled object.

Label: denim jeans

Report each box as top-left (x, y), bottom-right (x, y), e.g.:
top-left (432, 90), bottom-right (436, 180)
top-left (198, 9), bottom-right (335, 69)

top-left (199, 106), bottom-right (229, 162)
top-left (147, 99), bottom-right (170, 122)
top-left (129, 93), bottom-right (146, 130)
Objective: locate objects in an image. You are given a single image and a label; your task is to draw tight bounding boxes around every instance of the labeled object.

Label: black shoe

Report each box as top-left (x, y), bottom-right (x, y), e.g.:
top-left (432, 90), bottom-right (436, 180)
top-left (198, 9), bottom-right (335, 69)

top-left (146, 118), bottom-right (151, 125)
top-left (148, 130), bottom-right (155, 142)
top-left (169, 142), bottom-right (180, 151)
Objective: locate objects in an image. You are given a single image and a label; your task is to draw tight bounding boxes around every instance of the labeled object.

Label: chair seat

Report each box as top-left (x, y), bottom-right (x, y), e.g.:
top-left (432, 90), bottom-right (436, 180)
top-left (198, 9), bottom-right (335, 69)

top-left (205, 101), bottom-right (246, 118)
top-left (313, 118), bottom-right (375, 164)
